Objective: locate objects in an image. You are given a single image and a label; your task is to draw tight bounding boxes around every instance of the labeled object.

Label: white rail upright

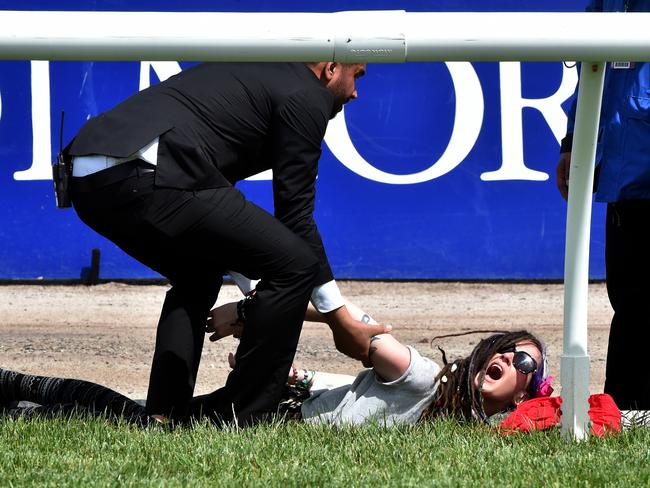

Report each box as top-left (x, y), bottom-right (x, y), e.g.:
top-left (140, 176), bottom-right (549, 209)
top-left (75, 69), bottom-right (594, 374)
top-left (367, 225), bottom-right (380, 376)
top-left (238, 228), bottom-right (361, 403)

top-left (560, 62), bottom-right (606, 441)
top-left (0, 10), bottom-right (648, 440)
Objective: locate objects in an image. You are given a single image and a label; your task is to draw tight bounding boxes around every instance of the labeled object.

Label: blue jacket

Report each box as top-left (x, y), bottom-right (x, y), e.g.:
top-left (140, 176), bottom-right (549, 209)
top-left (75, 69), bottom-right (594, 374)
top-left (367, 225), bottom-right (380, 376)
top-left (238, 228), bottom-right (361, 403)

top-left (564, 0), bottom-right (650, 202)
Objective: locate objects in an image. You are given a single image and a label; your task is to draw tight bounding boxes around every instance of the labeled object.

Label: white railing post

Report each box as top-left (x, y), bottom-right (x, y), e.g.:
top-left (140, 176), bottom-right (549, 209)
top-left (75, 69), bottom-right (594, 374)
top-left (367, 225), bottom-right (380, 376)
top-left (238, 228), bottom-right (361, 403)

top-left (560, 61), bottom-right (606, 440)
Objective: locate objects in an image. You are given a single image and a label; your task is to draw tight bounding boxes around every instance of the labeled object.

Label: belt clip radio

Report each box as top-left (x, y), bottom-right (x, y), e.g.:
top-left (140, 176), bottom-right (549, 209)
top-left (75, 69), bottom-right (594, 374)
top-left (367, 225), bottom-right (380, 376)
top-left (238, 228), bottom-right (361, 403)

top-left (52, 112), bottom-right (72, 208)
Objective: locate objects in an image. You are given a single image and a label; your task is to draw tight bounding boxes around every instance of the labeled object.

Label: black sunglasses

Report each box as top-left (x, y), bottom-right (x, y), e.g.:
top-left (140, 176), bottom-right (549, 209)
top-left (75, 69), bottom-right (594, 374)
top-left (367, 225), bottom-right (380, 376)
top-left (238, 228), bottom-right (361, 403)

top-left (498, 346), bottom-right (538, 375)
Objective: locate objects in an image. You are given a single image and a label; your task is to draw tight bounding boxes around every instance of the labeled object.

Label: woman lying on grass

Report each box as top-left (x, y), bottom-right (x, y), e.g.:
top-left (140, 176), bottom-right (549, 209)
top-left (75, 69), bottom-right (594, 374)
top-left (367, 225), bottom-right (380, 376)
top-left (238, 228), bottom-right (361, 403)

top-left (210, 300), bottom-right (547, 425)
top-left (0, 299), bottom-right (546, 427)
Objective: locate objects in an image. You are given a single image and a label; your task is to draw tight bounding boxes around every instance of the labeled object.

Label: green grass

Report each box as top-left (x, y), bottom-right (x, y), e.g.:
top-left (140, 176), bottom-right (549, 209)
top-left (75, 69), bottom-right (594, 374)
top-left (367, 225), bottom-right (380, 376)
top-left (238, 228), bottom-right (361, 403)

top-left (1, 416), bottom-right (649, 487)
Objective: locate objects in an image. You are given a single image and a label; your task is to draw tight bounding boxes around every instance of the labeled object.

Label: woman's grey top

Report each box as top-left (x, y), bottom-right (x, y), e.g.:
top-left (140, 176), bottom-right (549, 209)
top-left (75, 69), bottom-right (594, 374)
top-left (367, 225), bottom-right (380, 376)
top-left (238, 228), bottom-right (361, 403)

top-left (301, 347), bottom-right (441, 426)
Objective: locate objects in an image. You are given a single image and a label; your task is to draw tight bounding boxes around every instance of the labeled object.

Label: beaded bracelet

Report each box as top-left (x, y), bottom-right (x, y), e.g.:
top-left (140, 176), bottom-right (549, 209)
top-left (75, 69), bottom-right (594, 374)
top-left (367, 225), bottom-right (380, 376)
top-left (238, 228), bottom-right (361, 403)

top-left (298, 369), bottom-right (315, 390)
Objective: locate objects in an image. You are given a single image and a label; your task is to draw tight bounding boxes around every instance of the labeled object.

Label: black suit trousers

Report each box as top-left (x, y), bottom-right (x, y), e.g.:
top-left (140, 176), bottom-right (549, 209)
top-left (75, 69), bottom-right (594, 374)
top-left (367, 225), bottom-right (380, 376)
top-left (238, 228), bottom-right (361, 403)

top-left (604, 201), bottom-right (650, 410)
top-left (71, 162), bottom-right (320, 423)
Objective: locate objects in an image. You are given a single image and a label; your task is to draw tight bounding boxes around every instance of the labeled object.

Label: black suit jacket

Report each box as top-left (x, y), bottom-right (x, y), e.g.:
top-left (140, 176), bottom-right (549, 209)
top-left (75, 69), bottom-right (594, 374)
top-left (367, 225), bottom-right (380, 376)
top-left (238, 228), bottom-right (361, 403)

top-left (67, 62), bottom-right (336, 286)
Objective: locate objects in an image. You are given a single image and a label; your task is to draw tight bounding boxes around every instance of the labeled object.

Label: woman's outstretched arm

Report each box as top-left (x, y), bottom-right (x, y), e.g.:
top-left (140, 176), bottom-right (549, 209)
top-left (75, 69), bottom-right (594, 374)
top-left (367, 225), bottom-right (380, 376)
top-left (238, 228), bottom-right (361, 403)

top-left (304, 301), bottom-right (411, 381)
top-left (363, 333), bottom-right (411, 382)
top-left (207, 298), bottom-right (411, 382)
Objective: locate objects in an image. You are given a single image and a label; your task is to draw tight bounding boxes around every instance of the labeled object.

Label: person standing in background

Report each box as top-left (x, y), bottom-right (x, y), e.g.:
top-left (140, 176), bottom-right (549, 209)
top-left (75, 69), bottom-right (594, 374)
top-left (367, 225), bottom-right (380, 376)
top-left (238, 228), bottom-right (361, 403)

top-left (556, 0), bottom-right (650, 409)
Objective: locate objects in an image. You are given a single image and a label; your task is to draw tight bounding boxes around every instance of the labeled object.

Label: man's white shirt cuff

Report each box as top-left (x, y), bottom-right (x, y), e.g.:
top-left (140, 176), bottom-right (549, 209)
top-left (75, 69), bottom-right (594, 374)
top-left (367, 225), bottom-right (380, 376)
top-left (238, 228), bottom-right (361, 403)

top-left (229, 272), bottom-right (343, 314)
top-left (311, 280), bottom-right (344, 313)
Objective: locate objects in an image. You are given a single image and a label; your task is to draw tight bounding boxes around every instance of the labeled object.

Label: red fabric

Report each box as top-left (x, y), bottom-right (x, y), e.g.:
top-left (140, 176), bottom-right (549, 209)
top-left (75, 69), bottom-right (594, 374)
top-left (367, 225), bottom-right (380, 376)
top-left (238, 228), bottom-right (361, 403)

top-left (499, 396), bottom-right (562, 433)
top-left (498, 393), bottom-right (621, 436)
top-left (588, 393), bottom-right (621, 436)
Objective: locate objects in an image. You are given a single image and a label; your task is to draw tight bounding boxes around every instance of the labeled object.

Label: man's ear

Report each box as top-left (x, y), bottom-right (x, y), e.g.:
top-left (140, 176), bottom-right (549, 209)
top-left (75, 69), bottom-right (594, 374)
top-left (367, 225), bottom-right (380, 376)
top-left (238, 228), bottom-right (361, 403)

top-left (323, 62), bottom-right (338, 82)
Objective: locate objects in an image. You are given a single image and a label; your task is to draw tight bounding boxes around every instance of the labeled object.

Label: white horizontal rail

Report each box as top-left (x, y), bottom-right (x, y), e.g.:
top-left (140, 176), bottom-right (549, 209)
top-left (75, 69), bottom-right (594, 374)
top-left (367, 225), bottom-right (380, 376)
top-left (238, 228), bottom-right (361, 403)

top-left (0, 11), bottom-right (649, 62)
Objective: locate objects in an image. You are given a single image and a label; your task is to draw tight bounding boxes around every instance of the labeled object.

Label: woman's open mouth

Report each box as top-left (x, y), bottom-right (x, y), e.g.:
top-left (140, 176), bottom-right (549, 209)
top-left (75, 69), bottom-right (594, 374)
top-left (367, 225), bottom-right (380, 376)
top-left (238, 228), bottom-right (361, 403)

top-left (486, 363), bottom-right (503, 381)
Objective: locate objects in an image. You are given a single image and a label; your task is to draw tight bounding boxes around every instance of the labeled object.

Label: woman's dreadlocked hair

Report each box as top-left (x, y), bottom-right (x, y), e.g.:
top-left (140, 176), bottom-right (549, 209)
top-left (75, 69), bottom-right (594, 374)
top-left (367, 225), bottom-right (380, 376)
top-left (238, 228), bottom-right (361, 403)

top-left (419, 330), bottom-right (544, 423)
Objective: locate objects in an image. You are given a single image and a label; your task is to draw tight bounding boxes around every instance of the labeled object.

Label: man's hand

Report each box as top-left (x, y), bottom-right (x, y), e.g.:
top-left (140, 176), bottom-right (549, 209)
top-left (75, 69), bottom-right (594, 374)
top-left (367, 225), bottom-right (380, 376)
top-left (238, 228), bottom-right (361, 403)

top-left (206, 302), bottom-right (243, 342)
top-left (325, 306), bottom-right (391, 367)
top-left (556, 152), bottom-right (571, 200)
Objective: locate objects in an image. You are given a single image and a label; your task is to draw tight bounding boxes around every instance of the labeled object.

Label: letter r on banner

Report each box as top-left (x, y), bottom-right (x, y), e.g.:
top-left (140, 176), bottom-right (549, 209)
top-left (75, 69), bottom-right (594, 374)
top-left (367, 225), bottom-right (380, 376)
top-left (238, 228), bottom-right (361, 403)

top-left (481, 61), bottom-right (578, 182)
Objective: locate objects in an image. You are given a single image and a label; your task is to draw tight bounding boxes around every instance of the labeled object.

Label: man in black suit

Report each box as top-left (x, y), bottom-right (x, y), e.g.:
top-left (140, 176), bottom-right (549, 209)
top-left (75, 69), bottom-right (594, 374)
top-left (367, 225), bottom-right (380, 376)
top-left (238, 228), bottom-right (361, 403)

top-left (66, 62), bottom-right (388, 424)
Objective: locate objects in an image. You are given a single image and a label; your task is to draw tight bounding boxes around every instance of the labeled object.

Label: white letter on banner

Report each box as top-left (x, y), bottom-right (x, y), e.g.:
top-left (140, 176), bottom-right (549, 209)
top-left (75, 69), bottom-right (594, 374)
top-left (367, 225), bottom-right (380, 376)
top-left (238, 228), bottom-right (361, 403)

top-left (324, 62), bottom-right (483, 184)
top-left (14, 61), bottom-right (52, 181)
top-left (481, 62), bottom-right (578, 181)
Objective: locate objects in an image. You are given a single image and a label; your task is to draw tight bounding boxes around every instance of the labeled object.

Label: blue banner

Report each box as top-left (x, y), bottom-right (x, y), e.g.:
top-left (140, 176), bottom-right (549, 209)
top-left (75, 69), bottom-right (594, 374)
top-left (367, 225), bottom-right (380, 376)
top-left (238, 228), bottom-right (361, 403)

top-left (0, 0), bottom-right (599, 280)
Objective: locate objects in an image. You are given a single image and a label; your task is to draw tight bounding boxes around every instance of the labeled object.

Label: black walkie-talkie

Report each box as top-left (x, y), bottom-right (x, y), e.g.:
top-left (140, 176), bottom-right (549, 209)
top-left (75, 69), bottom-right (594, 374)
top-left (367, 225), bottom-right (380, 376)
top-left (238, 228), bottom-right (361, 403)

top-left (52, 111), bottom-right (72, 208)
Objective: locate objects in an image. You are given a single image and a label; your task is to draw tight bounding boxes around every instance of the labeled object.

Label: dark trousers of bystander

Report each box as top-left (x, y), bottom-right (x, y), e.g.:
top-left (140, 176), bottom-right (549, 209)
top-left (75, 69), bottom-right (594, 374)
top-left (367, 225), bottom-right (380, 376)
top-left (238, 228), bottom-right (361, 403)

top-left (604, 201), bottom-right (650, 410)
top-left (70, 160), bottom-right (319, 425)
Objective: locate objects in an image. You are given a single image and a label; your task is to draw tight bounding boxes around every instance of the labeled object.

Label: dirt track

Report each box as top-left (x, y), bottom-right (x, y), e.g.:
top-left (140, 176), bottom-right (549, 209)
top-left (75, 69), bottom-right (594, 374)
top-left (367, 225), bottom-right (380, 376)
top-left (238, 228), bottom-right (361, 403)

top-left (0, 281), bottom-right (612, 399)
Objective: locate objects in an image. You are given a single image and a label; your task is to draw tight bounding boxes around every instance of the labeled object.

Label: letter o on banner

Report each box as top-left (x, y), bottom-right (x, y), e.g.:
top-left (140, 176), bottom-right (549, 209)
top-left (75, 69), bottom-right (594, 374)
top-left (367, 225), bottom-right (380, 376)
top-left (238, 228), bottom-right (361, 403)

top-left (324, 62), bottom-right (484, 185)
